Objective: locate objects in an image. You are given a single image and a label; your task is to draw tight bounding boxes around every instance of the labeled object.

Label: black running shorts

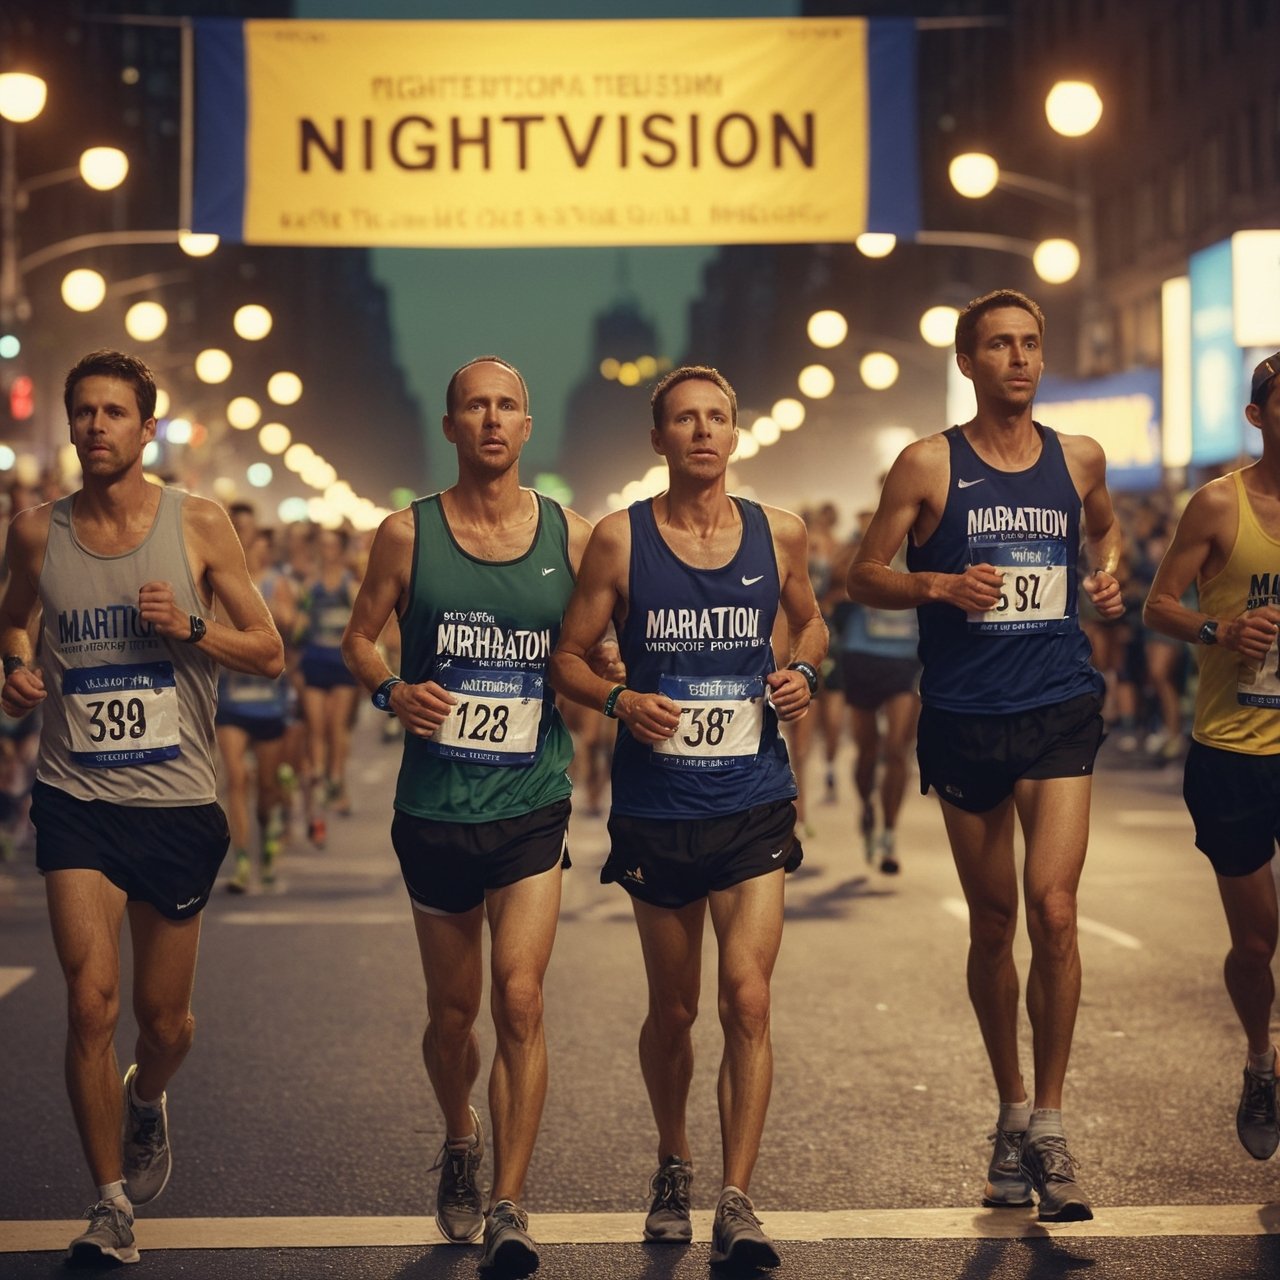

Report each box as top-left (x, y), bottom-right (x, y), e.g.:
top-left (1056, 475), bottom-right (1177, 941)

top-left (391, 797), bottom-right (571, 915)
top-left (603, 797), bottom-right (802, 910)
top-left (32, 780), bottom-right (230, 920)
top-left (916, 691), bottom-right (1104, 814)
top-left (840, 652), bottom-right (921, 710)
top-left (1183, 740), bottom-right (1280, 878)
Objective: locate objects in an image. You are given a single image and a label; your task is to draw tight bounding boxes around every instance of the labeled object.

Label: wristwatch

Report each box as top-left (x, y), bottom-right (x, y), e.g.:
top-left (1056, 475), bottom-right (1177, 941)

top-left (1198, 619), bottom-right (1219, 645)
top-left (372, 676), bottom-right (403, 711)
top-left (184, 615), bottom-right (206, 643)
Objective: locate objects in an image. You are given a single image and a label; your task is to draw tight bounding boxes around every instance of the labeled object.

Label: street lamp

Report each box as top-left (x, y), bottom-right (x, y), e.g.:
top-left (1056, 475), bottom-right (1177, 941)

top-left (0, 74), bottom-right (47, 124)
top-left (1045, 80), bottom-right (1103, 138)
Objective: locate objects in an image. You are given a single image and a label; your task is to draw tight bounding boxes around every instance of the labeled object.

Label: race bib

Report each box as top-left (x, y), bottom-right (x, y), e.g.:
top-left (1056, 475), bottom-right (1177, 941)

top-left (425, 666), bottom-right (542, 766)
top-left (1238, 642), bottom-right (1280, 708)
top-left (652, 672), bottom-right (765, 770)
top-left (966, 536), bottom-right (1069, 634)
top-left (865, 607), bottom-right (915, 640)
top-left (64, 662), bottom-right (180, 769)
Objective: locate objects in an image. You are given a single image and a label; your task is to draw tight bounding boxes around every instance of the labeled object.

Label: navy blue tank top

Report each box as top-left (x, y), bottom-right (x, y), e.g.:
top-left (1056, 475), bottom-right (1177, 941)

top-left (906, 425), bottom-right (1102, 714)
top-left (612, 497), bottom-right (796, 819)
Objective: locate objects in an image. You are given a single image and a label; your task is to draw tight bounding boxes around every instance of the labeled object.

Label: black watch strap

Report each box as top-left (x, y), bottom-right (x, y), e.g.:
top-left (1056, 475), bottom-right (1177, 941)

top-left (787, 660), bottom-right (819, 694)
top-left (184, 616), bottom-right (206, 643)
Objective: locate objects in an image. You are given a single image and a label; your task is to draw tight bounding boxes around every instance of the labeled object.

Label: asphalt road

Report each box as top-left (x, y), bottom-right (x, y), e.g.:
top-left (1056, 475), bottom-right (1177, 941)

top-left (2, 714), bottom-right (1279, 1278)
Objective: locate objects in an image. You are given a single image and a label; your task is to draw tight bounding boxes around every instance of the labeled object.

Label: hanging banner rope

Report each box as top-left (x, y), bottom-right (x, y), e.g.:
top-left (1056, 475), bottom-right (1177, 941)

top-left (194, 16), bottom-right (917, 249)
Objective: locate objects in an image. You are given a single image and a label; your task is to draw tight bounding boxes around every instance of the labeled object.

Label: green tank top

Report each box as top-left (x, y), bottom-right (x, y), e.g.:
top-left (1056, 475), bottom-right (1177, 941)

top-left (394, 491), bottom-right (575, 822)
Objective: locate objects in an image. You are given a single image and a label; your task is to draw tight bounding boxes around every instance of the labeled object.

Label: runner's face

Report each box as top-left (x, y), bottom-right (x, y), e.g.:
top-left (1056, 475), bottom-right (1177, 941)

top-left (69, 375), bottom-right (155, 478)
top-left (444, 363), bottom-right (530, 474)
top-left (959, 307), bottom-right (1043, 410)
top-left (651, 379), bottom-right (737, 479)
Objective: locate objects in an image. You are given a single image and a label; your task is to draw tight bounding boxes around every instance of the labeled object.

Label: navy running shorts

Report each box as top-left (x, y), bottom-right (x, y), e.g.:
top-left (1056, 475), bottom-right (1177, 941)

top-left (32, 780), bottom-right (230, 920)
top-left (840, 652), bottom-right (921, 710)
top-left (603, 797), bottom-right (802, 910)
top-left (215, 710), bottom-right (286, 742)
top-left (1183, 740), bottom-right (1280, 878)
top-left (916, 691), bottom-right (1104, 814)
top-left (391, 797), bottom-right (571, 915)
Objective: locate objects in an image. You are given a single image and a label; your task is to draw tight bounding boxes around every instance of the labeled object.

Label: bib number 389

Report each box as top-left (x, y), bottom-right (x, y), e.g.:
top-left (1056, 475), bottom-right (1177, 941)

top-left (64, 662), bottom-right (181, 768)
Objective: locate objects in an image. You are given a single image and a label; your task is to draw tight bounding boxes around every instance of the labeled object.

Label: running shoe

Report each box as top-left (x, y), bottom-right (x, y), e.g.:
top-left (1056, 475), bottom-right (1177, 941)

top-left (226, 850), bottom-right (251, 894)
top-left (66, 1200), bottom-right (138, 1265)
top-left (308, 816), bottom-right (327, 849)
top-left (1237, 1063), bottom-right (1280, 1159)
top-left (982, 1126), bottom-right (1033, 1207)
top-left (878, 830), bottom-right (900, 875)
top-left (710, 1189), bottom-right (779, 1270)
top-left (644, 1155), bottom-right (693, 1242)
top-left (481, 1199), bottom-right (539, 1277)
top-left (122, 1064), bottom-right (171, 1206)
top-left (261, 840), bottom-right (280, 892)
top-left (431, 1105), bottom-right (485, 1243)
top-left (1018, 1132), bottom-right (1093, 1222)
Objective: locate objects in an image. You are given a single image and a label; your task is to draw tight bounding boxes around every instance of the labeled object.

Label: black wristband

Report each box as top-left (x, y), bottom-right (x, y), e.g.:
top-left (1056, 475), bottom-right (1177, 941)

top-left (2, 655), bottom-right (24, 677)
top-left (185, 615), bottom-right (206, 643)
top-left (787, 661), bottom-right (819, 694)
top-left (603, 684), bottom-right (626, 718)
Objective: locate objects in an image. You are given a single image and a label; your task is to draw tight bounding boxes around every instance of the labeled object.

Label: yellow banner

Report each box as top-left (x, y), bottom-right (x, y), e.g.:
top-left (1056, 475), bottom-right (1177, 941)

top-left (236, 18), bottom-right (871, 248)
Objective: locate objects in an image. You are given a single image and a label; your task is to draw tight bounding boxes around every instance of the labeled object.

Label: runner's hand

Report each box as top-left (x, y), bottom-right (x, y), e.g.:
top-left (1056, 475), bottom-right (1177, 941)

top-left (138, 580), bottom-right (194, 640)
top-left (614, 690), bottom-right (681, 743)
top-left (393, 679), bottom-right (457, 737)
top-left (1081, 569), bottom-right (1123, 620)
top-left (766, 668), bottom-right (811, 722)
top-left (942, 563), bottom-right (1004, 612)
top-left (1, 665), bottom-right (45, 716)
top-left (1223, 606), bottom-right (1280, 663)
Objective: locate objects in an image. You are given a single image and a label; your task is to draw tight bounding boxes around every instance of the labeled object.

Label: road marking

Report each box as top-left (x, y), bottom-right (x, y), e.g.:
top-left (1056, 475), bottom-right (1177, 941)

top-left (941, 898), bottom-right (1141, 950)
top-left (0, 966), bottom-right (34, 999)
top-left (4, 1205), bottom-right (1279, 1252)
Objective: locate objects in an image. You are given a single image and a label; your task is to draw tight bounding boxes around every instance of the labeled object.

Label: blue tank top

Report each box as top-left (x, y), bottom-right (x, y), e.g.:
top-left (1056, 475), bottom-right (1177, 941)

top-left (612, 497), bottom-right (796, 819)
top-left (906, 425), bottom-right (1102, 714)
top-left (218, 571), bottom-right (289, 720)
top-left (301, 571), bottom-right (354, 661)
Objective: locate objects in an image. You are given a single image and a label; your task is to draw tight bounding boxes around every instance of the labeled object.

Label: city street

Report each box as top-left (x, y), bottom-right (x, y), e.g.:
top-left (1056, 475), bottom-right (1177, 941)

top-left (2, 714), bottom-right (1279, 1278)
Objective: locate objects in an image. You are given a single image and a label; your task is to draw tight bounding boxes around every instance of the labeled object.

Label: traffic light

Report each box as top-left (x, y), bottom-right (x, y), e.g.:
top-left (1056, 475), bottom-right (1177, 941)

top-left (9, 375), bottom-right (33, 422)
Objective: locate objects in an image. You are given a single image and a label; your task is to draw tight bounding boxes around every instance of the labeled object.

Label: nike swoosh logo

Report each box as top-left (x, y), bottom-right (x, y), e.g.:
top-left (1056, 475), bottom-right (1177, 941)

top-left (742, 574), bottom-right (764, 586)
top-left (541, 567), bottom-right (557, 576)
top-left (771, 848), bottom-right (784, 859)
top-left (957, 478), bottom-right (985, 489)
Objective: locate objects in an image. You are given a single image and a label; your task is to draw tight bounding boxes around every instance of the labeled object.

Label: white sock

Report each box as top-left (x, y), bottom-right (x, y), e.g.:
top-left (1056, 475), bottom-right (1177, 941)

top-left (998, 1100), bottom-right (1032, 1132)
top-left (1248, 1046), bottom-right (1277, 1076)
top-left (1026, 1108), bottom-right (1064, 1139)
top-left (98, 1182), bottom-right (131, 1214)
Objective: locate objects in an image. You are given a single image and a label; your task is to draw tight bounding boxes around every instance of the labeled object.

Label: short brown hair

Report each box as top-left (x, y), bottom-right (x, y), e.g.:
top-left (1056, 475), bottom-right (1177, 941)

top-left (64, 349), bottom-right (157, 423)
top-left (445, 355), bottom-right (529, 417)
top-left (954, 290), bottom-right (1045, 359)
top-left (650, 365), bottom-right (738, 431)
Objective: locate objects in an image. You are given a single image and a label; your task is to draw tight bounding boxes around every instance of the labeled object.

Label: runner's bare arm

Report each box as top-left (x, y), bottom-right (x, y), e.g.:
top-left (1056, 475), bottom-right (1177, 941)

top-left (142, 497), bottom-right (284, 677)
top-left (1063, 433), bottom-right (1124, 619)
top-left (764, 507), bottom-right (827, 722)
top-left (1145, 480), bottom-right (1280, 659)
top-left (341, 508), bottom-right (455, 737)
top-left (847, 438), bottom-right (1002, 613)
top-left (0, 504), bottom-right (52, 715)
top-left (549, 513), bottom-right (679, 743)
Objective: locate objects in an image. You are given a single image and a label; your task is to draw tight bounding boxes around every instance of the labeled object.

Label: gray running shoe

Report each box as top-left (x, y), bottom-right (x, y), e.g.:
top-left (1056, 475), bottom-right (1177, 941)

top-left (122, 1063), bottom-right (171, 1205)
top-left (1237, 1065), bottom-right (1280, 1159)
top-left (66, 1200), bottom-right (139, 1265)
top-left (982, 1127), bottom-right (1033, 1207)
top-left (431, 1105), bottom-right (484, 1242)
top-left (1018, 1132), bottom-right (1093, 1222)
top-left (481, 1199), bottom-right (539, 1277)
top-left (710, 1190), bottom-right (780, 1270)
top-left (644, 1155), bottom-right (693, 1242)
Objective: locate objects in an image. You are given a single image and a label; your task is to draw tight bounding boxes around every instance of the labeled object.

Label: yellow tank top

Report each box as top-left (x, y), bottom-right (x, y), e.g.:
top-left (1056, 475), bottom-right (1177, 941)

top-left (1193, 470), bottom-right (1280, 754)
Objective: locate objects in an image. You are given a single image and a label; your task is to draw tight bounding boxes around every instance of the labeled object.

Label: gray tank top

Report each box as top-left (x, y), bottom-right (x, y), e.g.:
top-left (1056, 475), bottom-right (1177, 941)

top-left (36, 487), bottom-right (218, 806)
